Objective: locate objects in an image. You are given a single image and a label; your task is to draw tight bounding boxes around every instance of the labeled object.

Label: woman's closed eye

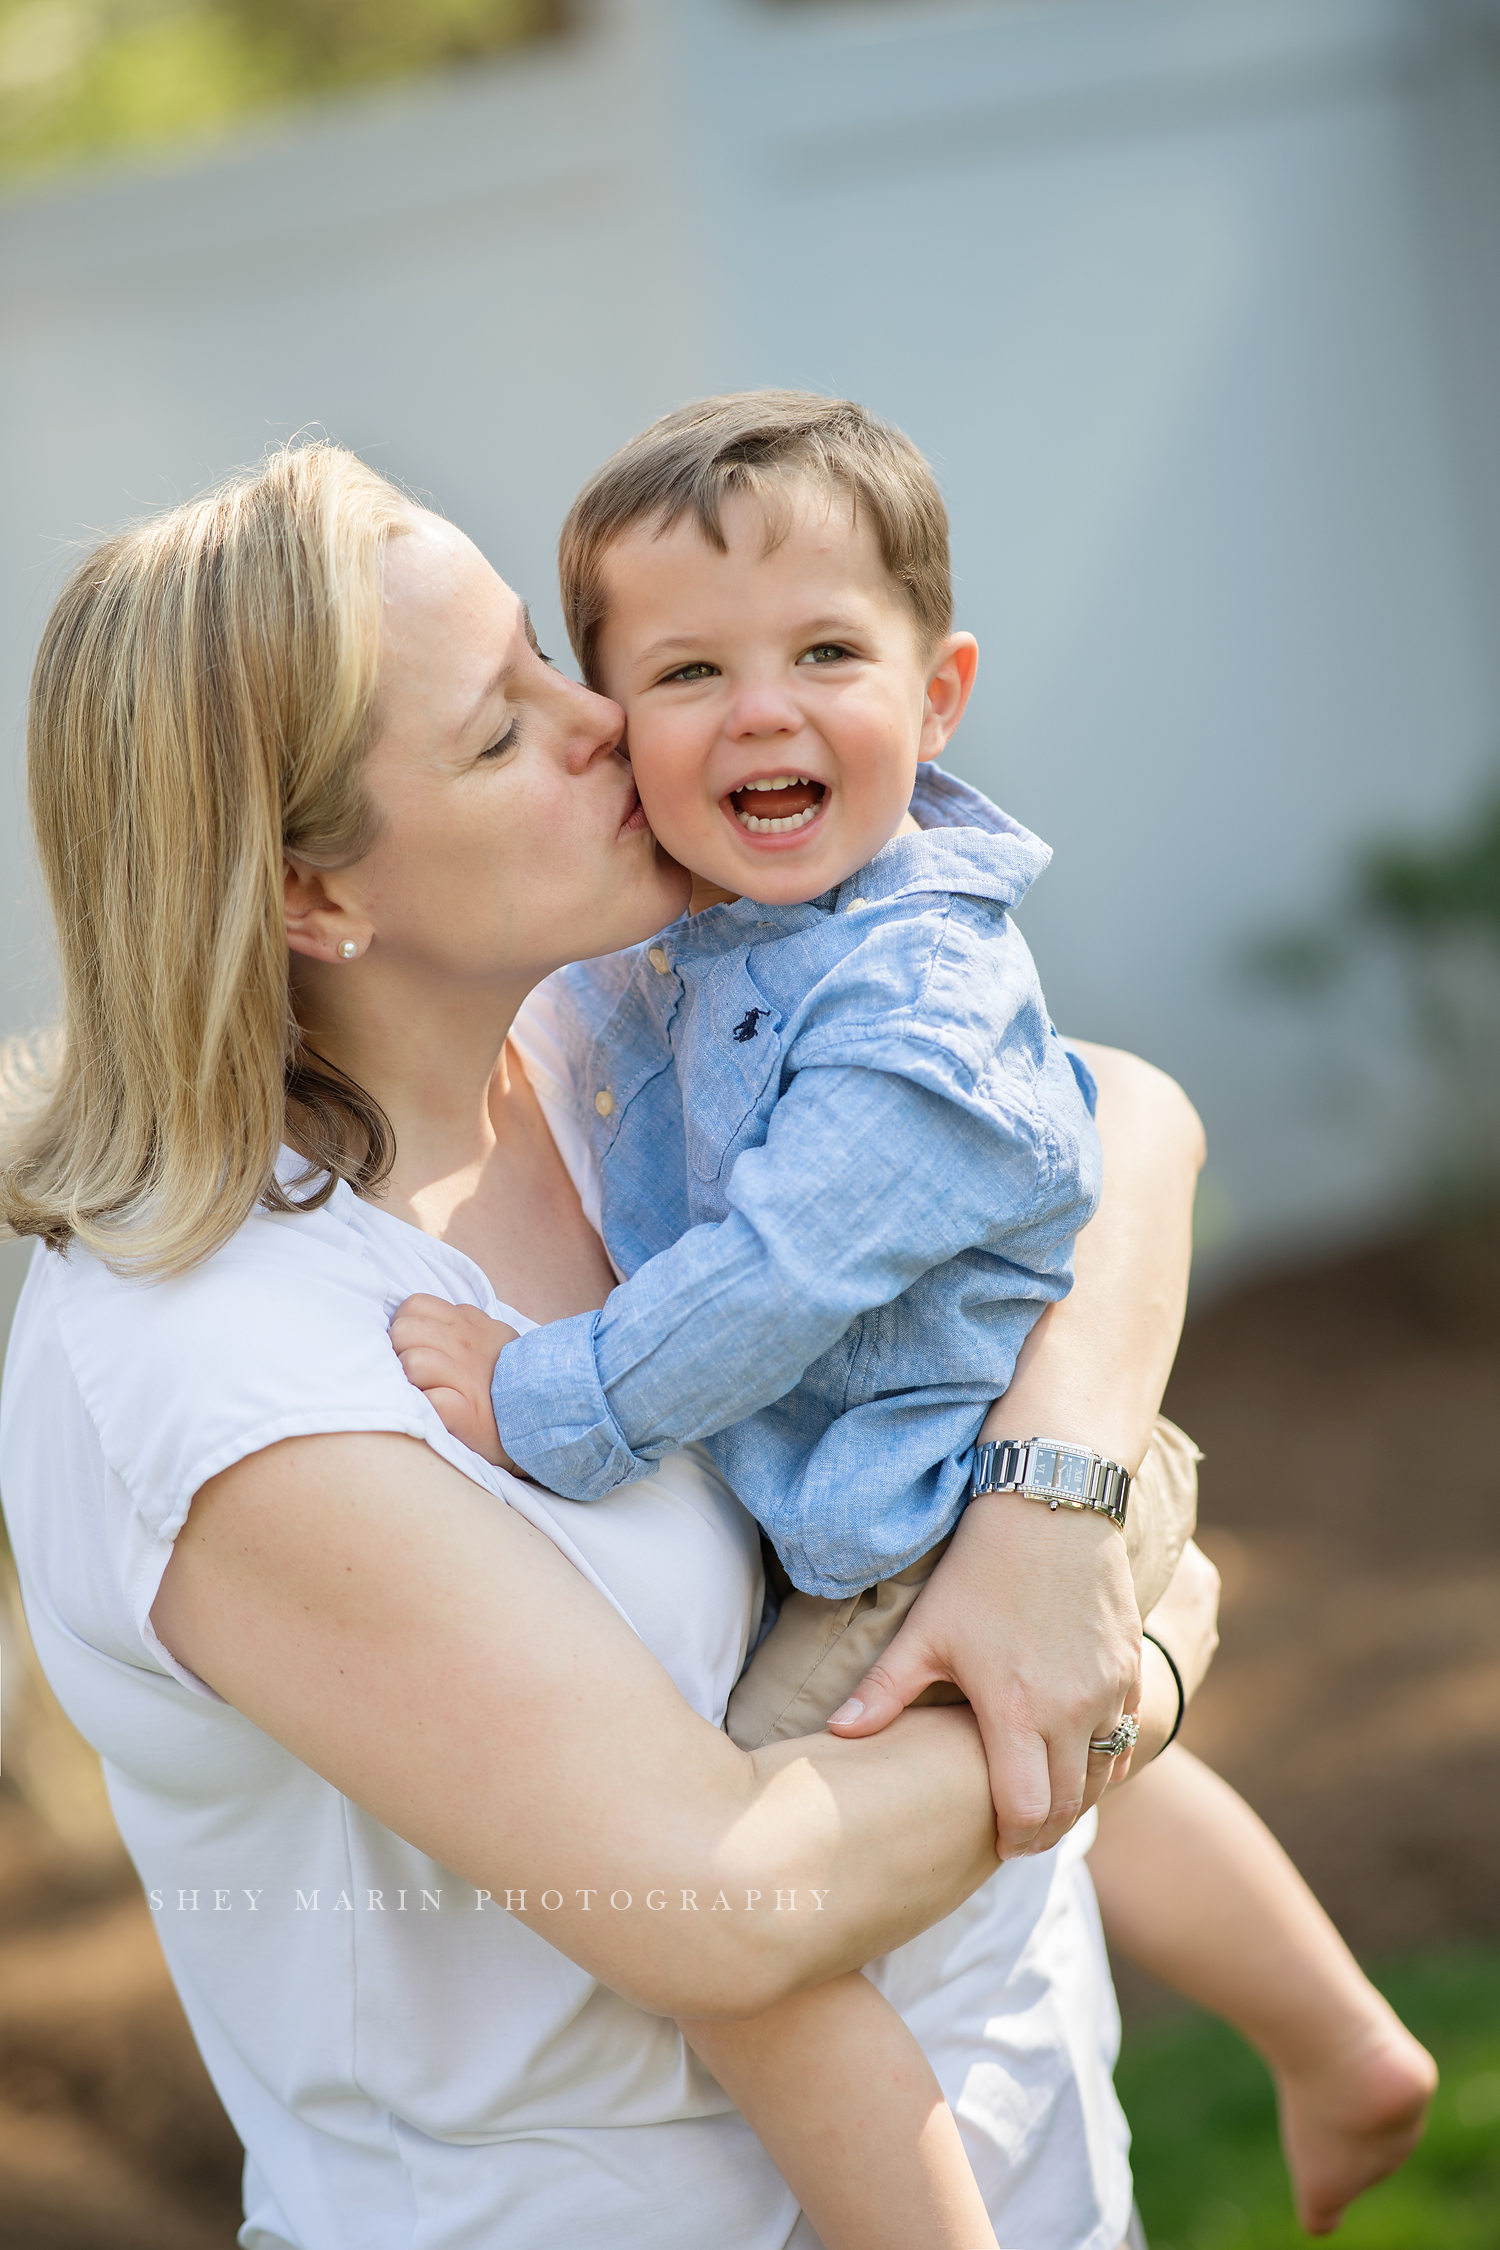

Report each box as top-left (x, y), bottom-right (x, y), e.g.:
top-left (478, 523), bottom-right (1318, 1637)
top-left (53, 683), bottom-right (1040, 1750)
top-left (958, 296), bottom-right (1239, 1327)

top-left (478, 720), bottom-right (519, 762)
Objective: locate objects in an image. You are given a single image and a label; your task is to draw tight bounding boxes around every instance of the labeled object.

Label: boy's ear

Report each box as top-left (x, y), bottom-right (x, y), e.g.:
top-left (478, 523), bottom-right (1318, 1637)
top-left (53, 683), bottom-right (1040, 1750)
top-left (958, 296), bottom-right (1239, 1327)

top-left (917, 633), bottom-right (979, 764)
top-left (284, 854), bottom-right (373, 966)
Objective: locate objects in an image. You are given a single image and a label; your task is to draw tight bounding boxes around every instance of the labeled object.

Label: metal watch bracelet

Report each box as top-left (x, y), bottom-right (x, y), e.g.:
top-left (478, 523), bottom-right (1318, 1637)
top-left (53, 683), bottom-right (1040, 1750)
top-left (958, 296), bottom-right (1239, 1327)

top-left (969, 1435), bottom-right (1131, 1531)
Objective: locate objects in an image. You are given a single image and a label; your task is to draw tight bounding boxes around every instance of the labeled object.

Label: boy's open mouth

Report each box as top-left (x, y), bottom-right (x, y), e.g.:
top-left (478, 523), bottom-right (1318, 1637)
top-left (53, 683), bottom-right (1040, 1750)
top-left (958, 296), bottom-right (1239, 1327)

top-left (727, 775), bottom-right (827, 834)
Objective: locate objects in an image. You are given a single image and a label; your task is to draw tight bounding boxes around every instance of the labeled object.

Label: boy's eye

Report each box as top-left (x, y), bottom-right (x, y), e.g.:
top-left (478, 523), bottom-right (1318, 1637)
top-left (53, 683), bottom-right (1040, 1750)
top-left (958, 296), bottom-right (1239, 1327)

top-left (797, 643), bottom-right (851, 666)
top-left (660, 661), bottom-right (719, 684)
top-left (478, 721), bottom-right (518, 762)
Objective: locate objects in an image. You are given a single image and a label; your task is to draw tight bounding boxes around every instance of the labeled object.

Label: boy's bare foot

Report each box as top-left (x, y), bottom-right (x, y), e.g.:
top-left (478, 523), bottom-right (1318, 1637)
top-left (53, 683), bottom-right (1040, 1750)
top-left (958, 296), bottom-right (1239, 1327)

top-left (1274, 2012), bottom-right (1437, 2235)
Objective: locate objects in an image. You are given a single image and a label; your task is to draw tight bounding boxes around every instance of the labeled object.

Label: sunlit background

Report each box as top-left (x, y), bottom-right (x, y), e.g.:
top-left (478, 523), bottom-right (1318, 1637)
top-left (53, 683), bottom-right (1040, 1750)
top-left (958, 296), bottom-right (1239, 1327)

top-left (1, 4), bottom-right (1498, 2245)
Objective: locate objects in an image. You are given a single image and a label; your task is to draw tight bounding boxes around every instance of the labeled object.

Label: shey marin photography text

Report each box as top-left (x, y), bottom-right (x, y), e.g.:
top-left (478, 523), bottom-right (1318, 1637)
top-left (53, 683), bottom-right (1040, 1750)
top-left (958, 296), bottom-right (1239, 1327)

top-left (148, 1884), bottom-right (832, 1916)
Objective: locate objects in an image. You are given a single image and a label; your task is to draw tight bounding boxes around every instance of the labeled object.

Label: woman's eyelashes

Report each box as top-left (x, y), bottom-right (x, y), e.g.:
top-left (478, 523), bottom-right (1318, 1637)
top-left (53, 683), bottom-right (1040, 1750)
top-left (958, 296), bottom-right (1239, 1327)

top-left (478, 720), bottom-right (519, 762)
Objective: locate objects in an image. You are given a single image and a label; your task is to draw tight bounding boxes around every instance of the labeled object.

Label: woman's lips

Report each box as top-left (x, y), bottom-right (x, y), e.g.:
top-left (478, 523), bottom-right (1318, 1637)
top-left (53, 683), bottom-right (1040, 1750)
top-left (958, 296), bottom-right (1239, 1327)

top-left (619, 788), bottom-right (652, 837)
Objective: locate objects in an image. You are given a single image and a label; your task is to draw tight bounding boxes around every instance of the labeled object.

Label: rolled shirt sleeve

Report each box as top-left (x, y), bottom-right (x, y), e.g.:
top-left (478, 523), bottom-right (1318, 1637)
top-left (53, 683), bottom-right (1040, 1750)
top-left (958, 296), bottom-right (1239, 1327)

top-left (492, 1056), bottom-right (1096, 1503)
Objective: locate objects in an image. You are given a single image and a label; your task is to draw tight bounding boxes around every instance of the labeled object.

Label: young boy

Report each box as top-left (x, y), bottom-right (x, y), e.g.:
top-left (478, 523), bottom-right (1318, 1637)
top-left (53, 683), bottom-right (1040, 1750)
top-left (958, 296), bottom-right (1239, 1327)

top-left (407, 392), bottom-right (1200, 1736)
top-left (395, 394), bottom-right (1433, 2246)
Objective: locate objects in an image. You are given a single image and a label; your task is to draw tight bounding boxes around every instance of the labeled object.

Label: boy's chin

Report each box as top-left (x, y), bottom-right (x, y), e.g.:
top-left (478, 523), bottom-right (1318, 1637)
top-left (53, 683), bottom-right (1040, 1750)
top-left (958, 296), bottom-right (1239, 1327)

top-left (673, 819), bottom-right (868, 912)
top-left (727, 840), bottom-right (864, 909)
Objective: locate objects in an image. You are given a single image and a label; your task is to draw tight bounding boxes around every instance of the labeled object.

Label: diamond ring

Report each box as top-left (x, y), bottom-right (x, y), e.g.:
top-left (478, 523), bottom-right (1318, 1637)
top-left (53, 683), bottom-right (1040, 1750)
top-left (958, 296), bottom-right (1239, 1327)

top-left (1087, 1714), bottom-right (1141, 1758)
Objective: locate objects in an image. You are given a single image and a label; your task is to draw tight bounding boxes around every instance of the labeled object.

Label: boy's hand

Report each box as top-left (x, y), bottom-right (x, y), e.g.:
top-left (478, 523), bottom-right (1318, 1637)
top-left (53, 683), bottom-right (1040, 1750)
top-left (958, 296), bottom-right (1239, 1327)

top-left (826, 1497), bottom-right (1141, 1859)
top-left (389, 1296), bottom-right (519, 1468)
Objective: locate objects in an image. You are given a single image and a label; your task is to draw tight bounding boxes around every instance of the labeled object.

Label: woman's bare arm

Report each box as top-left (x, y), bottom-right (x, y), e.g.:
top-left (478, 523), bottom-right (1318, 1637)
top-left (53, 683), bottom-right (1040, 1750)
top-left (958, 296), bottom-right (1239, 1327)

top-left (987, 1041), bottom-right (1202, 1469)
top-left (830, 1046), bottom-right (1205, 1857)
top-left (152, 1429), bottom-right (1000, 2020)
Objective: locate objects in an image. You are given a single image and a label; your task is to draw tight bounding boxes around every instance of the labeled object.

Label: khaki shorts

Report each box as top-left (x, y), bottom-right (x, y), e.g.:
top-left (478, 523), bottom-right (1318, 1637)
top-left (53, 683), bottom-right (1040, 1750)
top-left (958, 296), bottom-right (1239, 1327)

top-left (725, 1414), bottom-right (1201, 1751)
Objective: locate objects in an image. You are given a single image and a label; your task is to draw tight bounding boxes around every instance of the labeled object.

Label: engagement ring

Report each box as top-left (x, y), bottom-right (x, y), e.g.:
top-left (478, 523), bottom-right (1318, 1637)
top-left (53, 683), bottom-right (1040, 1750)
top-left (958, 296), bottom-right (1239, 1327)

top-left (1087, 1715), bottom-right (1140, 1758)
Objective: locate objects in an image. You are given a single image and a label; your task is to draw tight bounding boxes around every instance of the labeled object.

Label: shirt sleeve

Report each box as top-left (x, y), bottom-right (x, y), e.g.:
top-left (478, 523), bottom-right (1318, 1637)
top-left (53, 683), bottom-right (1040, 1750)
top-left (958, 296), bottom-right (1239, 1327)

top-left (52, 1216), bottom-right (437, 1552)
top-left (491, 1055), bottom-right (1097, 1500)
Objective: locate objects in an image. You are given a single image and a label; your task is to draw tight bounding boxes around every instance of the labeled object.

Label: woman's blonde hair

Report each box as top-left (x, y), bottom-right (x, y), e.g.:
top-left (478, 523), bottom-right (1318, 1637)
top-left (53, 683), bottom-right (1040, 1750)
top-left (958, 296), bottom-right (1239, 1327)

top-left (0, 440), bottom-right (412, 1279)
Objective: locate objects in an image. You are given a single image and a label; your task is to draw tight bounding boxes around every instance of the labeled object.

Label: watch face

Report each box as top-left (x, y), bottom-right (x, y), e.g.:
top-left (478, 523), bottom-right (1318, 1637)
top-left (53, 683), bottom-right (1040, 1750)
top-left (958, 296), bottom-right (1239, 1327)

top-left (1029, 1445), bottom-right (1089, 1499)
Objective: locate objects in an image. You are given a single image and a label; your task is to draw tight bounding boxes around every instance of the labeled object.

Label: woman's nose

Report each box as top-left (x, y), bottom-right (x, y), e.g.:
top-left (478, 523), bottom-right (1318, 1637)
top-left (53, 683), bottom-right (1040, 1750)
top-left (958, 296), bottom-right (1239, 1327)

top-left (555, 675), bottom-right (626, 770)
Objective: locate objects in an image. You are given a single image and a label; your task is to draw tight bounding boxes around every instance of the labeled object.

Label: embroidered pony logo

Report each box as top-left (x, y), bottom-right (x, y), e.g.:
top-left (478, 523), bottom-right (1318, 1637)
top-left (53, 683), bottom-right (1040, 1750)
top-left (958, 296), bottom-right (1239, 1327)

top-left (732, 1008), bottom-right (770, 1044)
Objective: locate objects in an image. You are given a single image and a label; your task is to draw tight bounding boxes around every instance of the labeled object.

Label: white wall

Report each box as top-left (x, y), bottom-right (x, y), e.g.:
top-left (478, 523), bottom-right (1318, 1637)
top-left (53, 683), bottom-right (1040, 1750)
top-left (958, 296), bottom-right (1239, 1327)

top-left (3, 0), bottom-right (1500, 1326)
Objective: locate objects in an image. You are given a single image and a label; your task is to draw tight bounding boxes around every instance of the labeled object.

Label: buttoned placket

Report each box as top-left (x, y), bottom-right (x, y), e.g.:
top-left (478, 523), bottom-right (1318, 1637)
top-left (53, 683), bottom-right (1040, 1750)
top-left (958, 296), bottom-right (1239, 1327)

top-left (591, 940), bottom-right (688, 1139)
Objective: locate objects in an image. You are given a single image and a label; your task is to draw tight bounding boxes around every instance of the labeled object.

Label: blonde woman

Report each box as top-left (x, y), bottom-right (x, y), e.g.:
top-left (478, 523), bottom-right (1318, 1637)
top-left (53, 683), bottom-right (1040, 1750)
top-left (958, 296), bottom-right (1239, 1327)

top-left (0, 443), bottom-right (1212, 2250)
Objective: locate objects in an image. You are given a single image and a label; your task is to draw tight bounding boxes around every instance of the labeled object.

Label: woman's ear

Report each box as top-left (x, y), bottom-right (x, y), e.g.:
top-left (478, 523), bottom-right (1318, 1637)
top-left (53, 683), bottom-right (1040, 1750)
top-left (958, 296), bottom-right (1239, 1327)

top-left (284, 855), bottom-right (373, 966)
top-left (918, 633), bottom-right (980, 764)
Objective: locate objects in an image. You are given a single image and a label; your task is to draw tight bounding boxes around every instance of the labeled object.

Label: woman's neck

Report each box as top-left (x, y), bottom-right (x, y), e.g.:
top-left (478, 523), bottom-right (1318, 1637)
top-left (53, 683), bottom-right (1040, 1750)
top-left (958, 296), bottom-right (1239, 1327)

top-left (293, 956), bottom-right (526, 1227)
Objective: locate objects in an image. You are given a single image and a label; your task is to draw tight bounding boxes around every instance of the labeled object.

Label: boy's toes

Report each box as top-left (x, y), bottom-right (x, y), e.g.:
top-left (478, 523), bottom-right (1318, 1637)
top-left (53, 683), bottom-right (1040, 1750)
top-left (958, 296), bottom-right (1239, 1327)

top-left (1278, 2020), bottom-right (1437, 2234)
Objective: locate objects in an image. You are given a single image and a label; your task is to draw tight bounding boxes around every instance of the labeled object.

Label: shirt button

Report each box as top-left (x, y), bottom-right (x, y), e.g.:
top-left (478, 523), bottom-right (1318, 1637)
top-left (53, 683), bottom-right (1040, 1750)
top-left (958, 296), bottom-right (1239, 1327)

top-left (648, 947), bottom-right (670, 974)
top-left (595, 1089), bottom-right (615, 1118)
top-left (843, 895), bottom-right (867, 912)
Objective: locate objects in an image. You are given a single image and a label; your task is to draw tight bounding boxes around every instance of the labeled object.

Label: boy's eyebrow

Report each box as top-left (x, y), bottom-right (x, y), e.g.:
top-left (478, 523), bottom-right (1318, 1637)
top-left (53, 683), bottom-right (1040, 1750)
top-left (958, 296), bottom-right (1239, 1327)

top-left (632, 611), bottom-right (871, 667)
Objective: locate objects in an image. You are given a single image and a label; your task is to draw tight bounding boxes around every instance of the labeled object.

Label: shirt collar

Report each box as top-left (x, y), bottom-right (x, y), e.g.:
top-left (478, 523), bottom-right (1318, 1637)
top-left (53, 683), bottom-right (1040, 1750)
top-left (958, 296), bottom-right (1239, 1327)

top-left (660, 765), bottom-right (1050, 959)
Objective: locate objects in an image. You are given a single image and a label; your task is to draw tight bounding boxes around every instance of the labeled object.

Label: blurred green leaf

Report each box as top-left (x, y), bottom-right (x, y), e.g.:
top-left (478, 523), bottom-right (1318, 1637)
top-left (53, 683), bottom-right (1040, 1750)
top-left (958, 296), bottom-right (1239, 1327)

top-left (1360, 788), bottom-right (1500, 945)
top-left (0, 0), bottom-right (558, 184)
top-left (1240, 928), bottom-right (1347, 994)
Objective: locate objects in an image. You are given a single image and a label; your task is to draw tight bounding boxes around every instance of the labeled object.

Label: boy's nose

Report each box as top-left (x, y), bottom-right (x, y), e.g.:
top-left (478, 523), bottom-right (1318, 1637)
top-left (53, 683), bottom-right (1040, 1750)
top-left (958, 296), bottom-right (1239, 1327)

top-left (726, 682), bottom-right (801, 737)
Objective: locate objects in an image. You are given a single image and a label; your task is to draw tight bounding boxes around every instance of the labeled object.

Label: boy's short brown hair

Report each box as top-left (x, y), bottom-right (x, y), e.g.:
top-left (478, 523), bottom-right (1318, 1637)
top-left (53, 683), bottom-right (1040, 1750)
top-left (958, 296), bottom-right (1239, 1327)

top-left (559, 391), bottom-right (952, 686)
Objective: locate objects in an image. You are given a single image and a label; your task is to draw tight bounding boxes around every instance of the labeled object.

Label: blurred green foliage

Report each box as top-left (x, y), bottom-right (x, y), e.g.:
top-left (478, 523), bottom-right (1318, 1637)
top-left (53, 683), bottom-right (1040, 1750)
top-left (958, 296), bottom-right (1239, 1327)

top-left (1249, 773), bottom-right (1500, 1214)
top-left (1361, 786), bottom-right (1500, 945)
top-left (1120, 1945), bottom-right (1500, 2250)
top-left (0, 0), bottom-right (558, 184)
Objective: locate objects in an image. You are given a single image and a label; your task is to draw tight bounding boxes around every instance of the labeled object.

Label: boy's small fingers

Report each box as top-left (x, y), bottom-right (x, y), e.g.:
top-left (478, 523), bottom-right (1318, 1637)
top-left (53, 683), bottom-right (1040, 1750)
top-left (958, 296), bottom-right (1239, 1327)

top-left (394, 1345), bottom-right (460, 1394)
top-left (425, 1386), bottom-right (502, 1462)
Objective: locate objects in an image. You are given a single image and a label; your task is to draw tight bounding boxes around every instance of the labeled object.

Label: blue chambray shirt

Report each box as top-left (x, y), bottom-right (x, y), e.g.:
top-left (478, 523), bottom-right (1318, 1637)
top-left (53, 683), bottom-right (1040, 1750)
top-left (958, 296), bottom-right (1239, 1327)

top-left (493, 765), bottom-right (1102, 1598)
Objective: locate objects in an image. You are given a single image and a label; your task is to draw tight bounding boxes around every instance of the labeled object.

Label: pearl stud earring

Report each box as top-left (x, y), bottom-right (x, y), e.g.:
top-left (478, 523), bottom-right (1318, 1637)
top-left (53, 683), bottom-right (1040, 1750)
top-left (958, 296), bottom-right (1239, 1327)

top-left (337, 940), bottom-right (358, 959)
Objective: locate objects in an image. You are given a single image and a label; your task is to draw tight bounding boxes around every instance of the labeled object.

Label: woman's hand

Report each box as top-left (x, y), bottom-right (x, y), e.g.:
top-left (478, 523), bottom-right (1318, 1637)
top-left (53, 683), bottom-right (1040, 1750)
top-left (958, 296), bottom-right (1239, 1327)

top-left (829, 1497), bottom-right (1141, 1858)
top-left (390, 1295), bottom-right (518, 1466)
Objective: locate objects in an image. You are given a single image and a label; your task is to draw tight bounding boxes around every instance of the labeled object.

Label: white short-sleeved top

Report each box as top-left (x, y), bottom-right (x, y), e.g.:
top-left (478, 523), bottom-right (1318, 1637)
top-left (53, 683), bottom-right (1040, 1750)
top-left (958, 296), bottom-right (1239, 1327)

top-left (0, 988), bottom-right (1132, 2250)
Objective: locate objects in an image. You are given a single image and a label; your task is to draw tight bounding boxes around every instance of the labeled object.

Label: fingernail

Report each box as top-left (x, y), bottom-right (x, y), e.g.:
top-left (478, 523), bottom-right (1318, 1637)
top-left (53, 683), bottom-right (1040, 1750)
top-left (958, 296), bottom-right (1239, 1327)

top-left (829, 1698), bottom-right (864, 1725)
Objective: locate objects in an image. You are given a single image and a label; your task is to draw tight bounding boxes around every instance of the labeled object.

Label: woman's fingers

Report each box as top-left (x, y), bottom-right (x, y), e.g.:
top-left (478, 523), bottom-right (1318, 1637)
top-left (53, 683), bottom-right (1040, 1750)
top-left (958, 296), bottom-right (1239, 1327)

top-left (826, 1498), bottom-right (1144, 1856)
top-left (825, 1633), bottom-right (945, 1737)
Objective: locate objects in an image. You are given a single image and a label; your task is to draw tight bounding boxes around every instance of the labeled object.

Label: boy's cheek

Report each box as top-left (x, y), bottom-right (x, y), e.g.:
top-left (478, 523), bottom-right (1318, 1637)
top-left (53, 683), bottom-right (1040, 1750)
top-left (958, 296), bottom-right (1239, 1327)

top-left (630, 754), bottom-right (716, 872)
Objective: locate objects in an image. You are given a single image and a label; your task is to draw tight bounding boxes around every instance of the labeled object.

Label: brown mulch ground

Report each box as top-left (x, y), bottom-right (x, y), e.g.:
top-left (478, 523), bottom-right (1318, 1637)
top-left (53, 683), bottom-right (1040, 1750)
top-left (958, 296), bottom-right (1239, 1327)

top-left (1164, 1210), bottom-right (1500, 1967)
top-left (0, 1215), bottom-right (1496, 2244)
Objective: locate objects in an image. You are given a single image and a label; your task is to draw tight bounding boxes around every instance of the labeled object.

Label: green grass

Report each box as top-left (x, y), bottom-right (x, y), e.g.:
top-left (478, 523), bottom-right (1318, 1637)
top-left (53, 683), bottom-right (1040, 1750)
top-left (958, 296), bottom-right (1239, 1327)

top-left (1118, 1947), bottom-right (1500, 2250)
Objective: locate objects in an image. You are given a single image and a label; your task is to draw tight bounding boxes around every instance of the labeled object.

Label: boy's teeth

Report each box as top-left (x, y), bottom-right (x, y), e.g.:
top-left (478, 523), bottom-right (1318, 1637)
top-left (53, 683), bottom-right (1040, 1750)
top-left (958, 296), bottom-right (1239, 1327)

top-left (736, 804), bottom-right (820, 833)
top-left (741, 775), bottom-right (810, 792)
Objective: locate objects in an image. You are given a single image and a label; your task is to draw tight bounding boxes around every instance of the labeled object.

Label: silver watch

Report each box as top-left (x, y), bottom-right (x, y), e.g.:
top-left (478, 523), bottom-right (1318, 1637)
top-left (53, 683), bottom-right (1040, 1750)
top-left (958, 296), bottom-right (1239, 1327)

top-left (969, 1436), bottom-right (1130, 1530)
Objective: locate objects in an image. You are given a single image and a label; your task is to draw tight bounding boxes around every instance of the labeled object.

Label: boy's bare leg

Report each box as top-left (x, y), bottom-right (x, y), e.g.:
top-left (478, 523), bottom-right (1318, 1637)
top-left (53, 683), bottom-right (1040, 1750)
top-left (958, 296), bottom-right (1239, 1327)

top-left (1089, 1746), bottom-right (1436, 2235)
top-left (678, 1975), bottom-right (997, 2250)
